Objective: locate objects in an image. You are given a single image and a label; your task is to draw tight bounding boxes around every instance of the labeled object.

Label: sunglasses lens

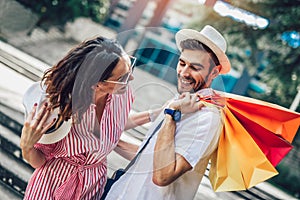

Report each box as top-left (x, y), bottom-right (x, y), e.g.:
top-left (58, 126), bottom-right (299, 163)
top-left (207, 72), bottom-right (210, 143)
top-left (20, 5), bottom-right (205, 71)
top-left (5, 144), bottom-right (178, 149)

top-left (118, 73), bottom-right (130, 83)
top-left (104, 56), bottom-right (136, 84)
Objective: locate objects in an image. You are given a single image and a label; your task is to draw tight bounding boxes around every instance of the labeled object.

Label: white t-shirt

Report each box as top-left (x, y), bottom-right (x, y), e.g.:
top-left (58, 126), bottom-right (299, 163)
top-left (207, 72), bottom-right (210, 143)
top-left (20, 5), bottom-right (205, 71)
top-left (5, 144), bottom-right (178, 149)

top-left (106, 88), bottom-right (223, 200)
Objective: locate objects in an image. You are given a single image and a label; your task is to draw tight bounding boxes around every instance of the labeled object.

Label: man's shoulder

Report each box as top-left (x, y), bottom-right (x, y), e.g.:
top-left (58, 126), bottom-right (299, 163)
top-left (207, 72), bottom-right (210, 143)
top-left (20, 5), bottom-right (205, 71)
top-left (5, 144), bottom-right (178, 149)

top-left (179, 107), bottom-right (222, 128)
top-left (189, 104), bottom-right (221, 117)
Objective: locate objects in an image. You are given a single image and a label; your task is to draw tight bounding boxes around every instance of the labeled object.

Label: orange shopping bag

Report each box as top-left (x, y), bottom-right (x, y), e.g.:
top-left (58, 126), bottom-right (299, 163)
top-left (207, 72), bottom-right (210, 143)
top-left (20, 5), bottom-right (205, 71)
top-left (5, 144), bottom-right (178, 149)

top-left (209, 106), bottom-right (278, 192)
top-left (225, 93), bottom-right (300, 143)
top-left (228, 103), bottom-right (293, 166)
top-left (200, 91), bottom-right (300, 192)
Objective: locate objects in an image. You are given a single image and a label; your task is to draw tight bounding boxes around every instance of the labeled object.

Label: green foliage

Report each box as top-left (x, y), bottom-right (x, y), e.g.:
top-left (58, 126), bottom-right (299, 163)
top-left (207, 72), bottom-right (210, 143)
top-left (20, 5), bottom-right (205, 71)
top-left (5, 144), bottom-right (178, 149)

top-left (269, 143), bottom-right (300, 198)
top-left (16, 0), bottom-right (110, 30)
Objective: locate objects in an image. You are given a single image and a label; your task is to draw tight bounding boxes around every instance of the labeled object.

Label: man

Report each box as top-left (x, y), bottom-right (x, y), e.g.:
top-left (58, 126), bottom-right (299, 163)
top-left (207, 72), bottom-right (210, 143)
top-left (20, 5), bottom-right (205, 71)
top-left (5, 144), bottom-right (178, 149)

top-left (105, 25), bottom-right (231, 200)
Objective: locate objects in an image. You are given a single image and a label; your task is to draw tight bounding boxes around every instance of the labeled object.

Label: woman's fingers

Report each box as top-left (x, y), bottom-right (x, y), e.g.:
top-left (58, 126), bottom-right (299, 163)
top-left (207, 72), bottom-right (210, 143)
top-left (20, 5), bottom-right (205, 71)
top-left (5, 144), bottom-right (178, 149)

top-left (39, 108), bottom-right (57, 133)
top-left (36, 107), bottom-right (53, 134)
top-left (41, 118), bottom-right (56, 133)
top-left (26, 103), bottom-right (38, 123)
top-left (32, 102), bottom-right (48, 128)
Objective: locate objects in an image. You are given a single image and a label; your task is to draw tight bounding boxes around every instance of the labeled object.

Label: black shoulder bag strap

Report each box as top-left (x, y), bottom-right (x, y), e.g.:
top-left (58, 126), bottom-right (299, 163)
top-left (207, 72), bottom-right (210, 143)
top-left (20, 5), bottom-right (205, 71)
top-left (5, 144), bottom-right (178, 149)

top-left (100, 119), bottom-right (164, 200)
top-left (124, 119), bottom-right (164, 171)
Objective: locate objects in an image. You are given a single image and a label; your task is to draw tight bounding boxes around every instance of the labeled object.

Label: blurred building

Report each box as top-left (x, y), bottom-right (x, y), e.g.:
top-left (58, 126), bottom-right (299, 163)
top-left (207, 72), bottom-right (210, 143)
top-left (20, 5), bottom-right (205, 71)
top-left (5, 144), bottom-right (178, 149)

top-left (104, 0), bottom-right (266, 95)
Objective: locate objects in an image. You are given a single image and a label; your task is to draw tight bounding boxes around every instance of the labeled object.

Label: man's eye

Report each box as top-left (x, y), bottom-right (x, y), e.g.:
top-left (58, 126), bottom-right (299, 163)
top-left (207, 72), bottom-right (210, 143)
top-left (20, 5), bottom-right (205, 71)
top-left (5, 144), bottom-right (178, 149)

top-left (179, 62), bottom-right (185, 66)
top-left (191, 65), bottom-right (202, 71)
top-left (190, 65), bottom-right (198, 70)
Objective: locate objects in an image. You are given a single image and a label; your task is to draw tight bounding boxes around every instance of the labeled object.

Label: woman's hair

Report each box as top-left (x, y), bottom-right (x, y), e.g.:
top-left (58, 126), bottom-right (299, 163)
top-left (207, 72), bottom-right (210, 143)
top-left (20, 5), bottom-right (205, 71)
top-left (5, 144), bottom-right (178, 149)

top-left (42, 36), bottom-right (124, 122)
top-left (180, 39), bottom-right (220, 72)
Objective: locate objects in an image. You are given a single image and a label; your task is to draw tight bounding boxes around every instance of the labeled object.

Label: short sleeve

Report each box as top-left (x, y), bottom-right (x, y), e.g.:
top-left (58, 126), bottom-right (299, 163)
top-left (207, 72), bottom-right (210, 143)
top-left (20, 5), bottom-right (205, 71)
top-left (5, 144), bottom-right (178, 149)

top-left (34, 142), bottom-right (58, 161)
top-left (174, 107), bottom-right (222, 168)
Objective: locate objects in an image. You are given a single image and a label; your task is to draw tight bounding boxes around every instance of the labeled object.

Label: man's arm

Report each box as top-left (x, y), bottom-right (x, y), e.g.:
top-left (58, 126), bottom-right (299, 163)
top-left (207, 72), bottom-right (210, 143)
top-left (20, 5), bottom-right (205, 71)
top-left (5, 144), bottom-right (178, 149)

top-left (153, 115), bottom-right (192, 186)
top-left (153, 93), bottom-right (203, 186)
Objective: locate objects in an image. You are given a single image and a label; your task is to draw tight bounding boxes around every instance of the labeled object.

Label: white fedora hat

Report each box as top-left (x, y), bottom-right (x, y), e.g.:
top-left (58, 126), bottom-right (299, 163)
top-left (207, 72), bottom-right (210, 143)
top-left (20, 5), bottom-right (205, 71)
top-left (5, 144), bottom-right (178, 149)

top-left (23, 82), bottom-right (72, 144)
top-left (175, 25), bottom-right (231, 74)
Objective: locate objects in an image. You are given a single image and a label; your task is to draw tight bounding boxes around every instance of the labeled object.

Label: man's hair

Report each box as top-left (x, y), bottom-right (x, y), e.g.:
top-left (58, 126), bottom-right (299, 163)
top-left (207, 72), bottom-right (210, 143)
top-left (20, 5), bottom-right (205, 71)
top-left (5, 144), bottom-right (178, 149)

top-left (42, 36), bottom-right (124, 122)
top-left (180, 39), bottom-right (220, 71)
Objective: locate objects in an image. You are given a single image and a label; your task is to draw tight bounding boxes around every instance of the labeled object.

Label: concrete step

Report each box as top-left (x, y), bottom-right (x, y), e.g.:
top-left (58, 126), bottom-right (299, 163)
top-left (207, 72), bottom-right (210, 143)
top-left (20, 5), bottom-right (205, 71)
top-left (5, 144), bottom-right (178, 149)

top-left (0, 108), bottom-right (33, 198)
top-left (0, 124), bottom-right (34, 179)
top-left (0, 102), bottom-right (24, 126)
top-left (0, 180), bottom-right (23, 200)
top-left (0, 147), bottom-right (33, 197)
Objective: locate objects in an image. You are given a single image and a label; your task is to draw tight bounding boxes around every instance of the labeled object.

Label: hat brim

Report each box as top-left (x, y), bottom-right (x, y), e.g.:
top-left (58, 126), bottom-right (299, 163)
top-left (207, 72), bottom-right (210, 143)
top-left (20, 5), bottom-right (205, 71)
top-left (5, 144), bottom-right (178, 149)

top-left (23, 82), bottom-right (72, 144)
top-left (175, 29), bottom-right (231, 74)
top-left (38, 119), bottom-right (72, 144)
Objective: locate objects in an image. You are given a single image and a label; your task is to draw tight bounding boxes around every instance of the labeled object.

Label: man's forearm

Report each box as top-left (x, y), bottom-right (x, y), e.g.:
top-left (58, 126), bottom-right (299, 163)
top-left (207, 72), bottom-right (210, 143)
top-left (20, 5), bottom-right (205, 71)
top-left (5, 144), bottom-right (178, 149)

top-left (153, 115), bottom-right (177, 185)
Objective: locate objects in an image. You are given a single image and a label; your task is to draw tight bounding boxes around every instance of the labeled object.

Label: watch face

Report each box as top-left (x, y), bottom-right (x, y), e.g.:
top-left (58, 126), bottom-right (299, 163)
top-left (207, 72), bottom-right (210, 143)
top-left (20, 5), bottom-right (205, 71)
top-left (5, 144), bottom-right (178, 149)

top-left (164, 108), bottom-right (181, 122)
top-left (173, 110), bottom-right (181, 122)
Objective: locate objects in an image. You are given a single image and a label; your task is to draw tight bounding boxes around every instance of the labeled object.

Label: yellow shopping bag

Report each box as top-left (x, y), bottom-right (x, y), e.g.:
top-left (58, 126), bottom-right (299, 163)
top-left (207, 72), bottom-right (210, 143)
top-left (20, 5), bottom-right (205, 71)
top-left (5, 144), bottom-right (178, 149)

top-left (209, 106), bottom-right (278, 192)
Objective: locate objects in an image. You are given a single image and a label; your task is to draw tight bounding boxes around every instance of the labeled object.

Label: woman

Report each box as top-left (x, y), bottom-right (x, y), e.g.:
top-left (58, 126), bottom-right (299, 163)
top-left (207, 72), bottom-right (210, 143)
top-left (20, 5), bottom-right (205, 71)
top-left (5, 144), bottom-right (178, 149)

top-left (20, 36), bottom-right (144, 199)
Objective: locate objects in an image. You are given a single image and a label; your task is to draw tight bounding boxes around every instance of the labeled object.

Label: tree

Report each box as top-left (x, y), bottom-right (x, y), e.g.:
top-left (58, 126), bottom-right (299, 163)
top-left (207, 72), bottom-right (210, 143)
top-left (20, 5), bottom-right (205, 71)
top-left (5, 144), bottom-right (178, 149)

top-left (16, 0), bottom-right (110, 31)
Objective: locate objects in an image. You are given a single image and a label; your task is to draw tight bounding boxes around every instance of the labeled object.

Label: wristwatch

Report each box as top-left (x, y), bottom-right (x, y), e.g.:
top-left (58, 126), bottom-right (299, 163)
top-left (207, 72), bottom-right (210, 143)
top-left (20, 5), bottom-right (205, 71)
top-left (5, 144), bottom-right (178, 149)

top-left (164, 108), bottom-right (181, 122)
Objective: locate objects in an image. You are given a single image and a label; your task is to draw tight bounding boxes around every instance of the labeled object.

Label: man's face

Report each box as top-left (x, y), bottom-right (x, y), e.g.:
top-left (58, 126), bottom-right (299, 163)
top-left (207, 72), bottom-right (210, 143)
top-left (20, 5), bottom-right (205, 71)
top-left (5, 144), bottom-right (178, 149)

top-left (176, 49), bottom-right (218, 94)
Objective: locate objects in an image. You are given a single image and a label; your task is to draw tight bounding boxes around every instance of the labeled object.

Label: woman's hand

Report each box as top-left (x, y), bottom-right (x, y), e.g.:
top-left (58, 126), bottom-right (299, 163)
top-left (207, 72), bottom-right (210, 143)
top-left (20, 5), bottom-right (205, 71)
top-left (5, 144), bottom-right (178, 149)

top-left (169, 92), bottom-right (204, 114)
top-left (20, 102), bottom-right (55, 153)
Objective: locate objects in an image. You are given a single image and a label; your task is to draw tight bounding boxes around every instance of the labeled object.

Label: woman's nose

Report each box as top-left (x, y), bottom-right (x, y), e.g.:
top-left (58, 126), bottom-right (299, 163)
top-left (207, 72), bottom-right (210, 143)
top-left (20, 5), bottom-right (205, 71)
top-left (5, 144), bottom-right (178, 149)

top-left (129, 74), bottom-right (134, 82)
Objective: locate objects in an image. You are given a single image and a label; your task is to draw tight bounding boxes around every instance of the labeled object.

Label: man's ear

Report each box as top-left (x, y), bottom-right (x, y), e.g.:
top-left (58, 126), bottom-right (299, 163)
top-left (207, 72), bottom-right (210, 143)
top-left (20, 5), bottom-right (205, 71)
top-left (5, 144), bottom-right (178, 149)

top-left (211, 65), bottom-right (221, 79)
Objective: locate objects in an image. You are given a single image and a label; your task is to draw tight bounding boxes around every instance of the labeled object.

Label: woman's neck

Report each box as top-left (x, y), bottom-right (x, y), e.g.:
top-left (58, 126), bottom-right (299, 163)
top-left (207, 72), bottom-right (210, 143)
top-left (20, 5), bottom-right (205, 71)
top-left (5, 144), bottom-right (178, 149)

top-left (95, 93), bottom-right (109, 122)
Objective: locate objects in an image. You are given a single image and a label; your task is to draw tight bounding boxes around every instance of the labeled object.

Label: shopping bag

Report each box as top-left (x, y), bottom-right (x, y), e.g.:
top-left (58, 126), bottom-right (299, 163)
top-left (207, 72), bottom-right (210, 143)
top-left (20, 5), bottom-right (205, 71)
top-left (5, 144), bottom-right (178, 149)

top-left (228, 103), bottom-right (293, 166)
top-left (209, 106), bottom-right (279, 192)
top-left (225, 93), bottom-right (300, 143)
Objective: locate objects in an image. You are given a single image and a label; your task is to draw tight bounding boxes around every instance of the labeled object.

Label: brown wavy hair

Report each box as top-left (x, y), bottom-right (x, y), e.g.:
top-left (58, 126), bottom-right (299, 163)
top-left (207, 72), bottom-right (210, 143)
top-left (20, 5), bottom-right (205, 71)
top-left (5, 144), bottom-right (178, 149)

top-left (42, 36), bottom-right (124, 123)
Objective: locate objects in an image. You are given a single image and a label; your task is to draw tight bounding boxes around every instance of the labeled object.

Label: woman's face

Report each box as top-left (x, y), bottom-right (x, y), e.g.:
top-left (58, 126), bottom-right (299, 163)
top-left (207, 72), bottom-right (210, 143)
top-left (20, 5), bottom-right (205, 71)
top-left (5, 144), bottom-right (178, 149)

top-left (97, 55), bottom-right (135, 95)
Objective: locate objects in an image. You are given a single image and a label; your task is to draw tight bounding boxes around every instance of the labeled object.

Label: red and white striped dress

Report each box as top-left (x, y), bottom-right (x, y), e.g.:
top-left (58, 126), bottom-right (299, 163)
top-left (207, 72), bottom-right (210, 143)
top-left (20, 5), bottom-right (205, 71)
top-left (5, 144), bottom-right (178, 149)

top-left (24, 87), bottom-right (134, 200)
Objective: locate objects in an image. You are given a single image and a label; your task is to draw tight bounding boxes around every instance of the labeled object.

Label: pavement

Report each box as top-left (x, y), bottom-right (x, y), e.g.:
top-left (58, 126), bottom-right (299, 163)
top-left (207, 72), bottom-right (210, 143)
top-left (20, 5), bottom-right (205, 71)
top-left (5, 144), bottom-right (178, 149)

top-left (0, 17), bottom-right (297, 200)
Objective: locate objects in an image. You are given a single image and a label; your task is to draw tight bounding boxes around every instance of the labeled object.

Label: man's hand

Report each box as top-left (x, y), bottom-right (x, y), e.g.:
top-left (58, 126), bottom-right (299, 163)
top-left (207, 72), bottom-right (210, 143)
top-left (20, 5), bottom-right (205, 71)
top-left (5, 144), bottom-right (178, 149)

top-left (169, 92), bottom-right (204, 114)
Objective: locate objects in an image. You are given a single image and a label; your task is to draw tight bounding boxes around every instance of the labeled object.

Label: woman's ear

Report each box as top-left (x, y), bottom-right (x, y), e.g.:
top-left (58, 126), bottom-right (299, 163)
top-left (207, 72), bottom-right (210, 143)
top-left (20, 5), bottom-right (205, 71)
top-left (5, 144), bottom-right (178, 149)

top-left (91, 84), bottom-right (100, 90)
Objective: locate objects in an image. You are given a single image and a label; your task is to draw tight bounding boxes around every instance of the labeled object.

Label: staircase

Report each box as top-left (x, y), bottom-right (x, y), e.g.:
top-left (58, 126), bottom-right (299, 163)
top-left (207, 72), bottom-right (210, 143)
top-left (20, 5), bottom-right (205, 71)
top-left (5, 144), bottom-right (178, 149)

top-left (0, 40), bottom-right (38, 199)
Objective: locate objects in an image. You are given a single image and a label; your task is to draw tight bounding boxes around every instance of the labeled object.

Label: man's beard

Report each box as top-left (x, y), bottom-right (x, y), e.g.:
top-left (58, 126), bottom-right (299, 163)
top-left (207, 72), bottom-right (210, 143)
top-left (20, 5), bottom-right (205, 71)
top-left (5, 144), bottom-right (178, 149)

top-left (177, 75), bottom-right (206, 94)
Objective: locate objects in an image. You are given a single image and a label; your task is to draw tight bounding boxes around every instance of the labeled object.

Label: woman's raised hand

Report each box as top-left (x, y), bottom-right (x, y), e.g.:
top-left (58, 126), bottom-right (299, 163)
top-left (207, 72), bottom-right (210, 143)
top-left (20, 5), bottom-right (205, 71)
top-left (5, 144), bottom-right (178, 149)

top-left (20, 102), bottom-right (55, 151)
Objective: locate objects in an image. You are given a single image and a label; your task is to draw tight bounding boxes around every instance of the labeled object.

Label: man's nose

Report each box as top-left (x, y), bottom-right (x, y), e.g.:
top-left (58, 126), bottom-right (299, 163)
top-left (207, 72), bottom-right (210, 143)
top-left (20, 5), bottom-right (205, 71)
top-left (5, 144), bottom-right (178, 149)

top-left (180, 65), bottom-right (190, 76)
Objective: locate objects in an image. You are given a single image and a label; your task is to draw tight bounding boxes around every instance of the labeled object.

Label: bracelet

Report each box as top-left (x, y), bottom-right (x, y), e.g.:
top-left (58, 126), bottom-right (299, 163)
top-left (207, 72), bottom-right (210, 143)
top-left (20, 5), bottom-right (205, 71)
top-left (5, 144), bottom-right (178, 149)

top-left (148, 109), bottom-right (155, 122)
